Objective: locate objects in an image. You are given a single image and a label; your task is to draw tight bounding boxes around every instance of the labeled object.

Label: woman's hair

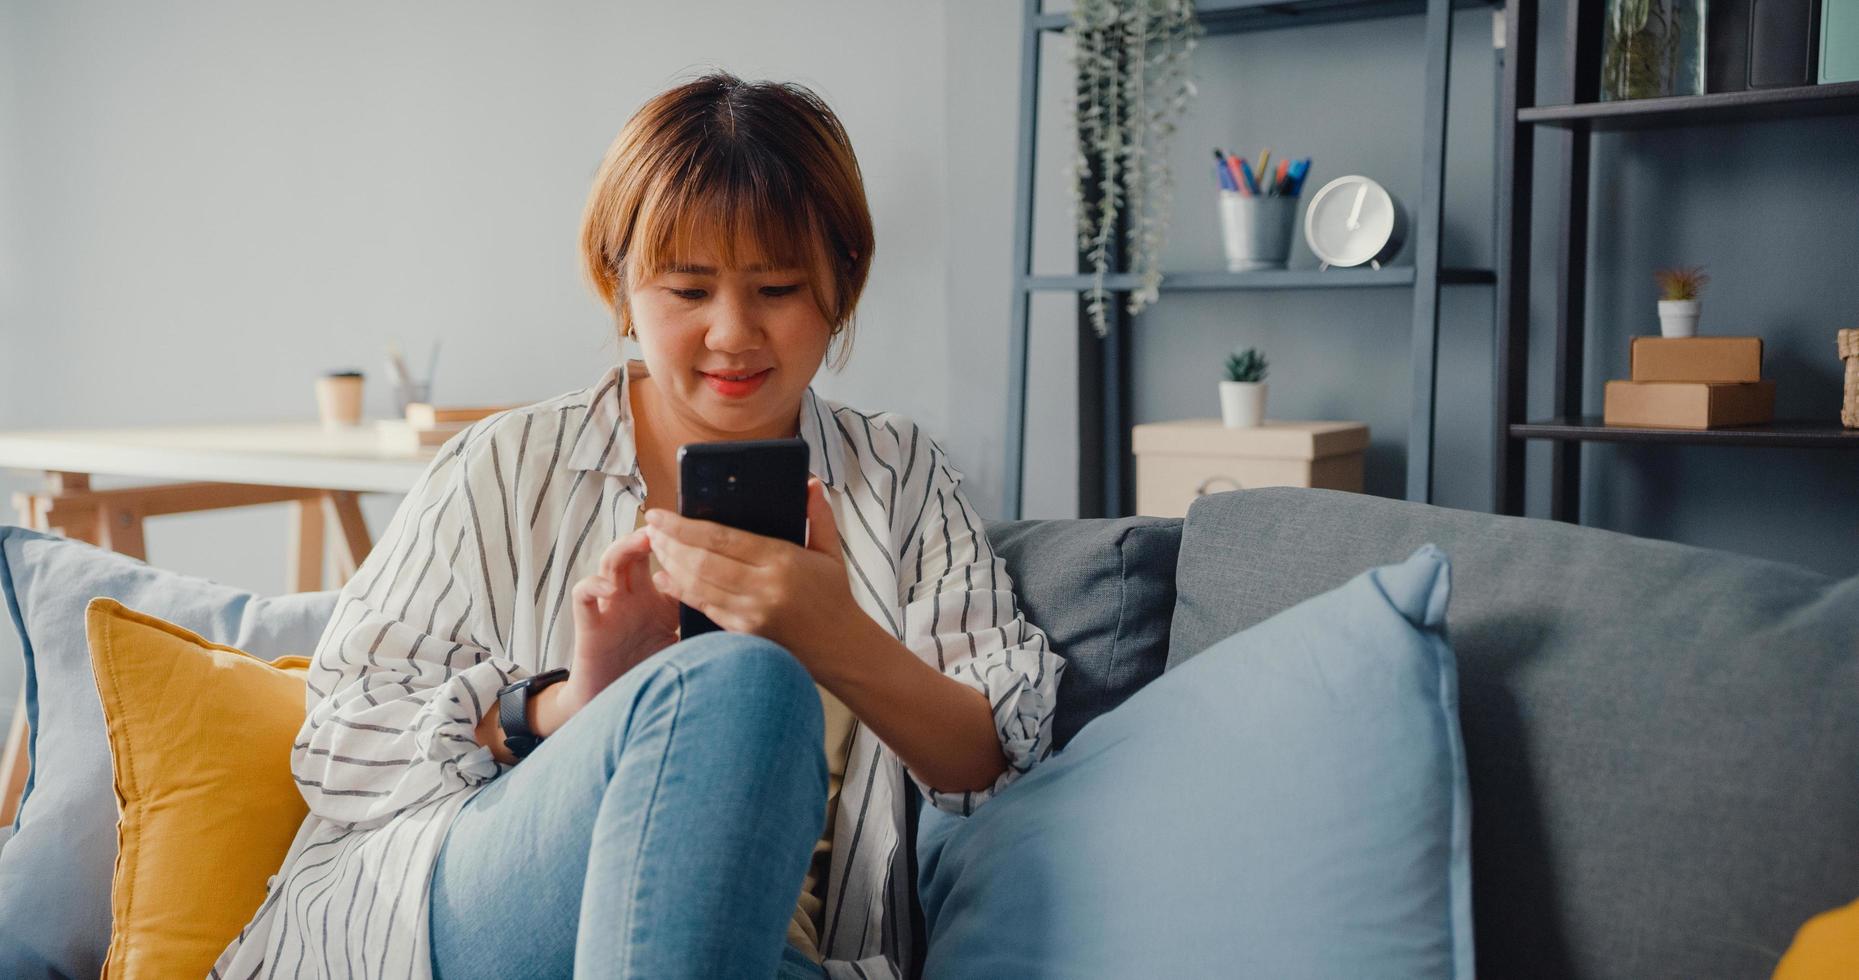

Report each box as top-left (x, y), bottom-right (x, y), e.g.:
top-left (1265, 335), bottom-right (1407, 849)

top-left (579, 70), bottom-right (875, 372)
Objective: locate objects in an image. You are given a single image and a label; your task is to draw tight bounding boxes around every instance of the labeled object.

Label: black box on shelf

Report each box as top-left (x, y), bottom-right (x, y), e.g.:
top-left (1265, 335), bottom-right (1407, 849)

top-left (1708, 0), bottom-right (1754, 92)
top-left (1748, 0), bottom-right (1823, 88)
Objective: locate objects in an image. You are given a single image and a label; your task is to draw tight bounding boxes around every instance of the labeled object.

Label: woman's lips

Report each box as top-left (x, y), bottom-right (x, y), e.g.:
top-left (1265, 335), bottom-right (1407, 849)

top-left (700, 368), bottom-right (771, 399)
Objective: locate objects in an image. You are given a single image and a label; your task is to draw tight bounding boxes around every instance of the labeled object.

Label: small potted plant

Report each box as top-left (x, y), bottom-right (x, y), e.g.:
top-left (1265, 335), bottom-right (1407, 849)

top-left (1654, 265), bottom-right (1709, 338)
top-left (1220, 347), bottom-right (1269, 428)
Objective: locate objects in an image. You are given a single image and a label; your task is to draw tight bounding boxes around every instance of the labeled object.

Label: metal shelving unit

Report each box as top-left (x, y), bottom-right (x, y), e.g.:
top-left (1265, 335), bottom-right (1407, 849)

top-left (1492, 2), bottom-right (1859, 521)
top-left (1002, 0), bottom-right (1501, 520)
top-left (1511, 417), bottom-right (1859, 449)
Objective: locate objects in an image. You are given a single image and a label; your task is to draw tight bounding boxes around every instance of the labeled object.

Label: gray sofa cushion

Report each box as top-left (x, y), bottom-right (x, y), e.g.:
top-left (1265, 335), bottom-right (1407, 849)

top-left (983, 516), bottom-right (1181, 751)
top-left (1166, 488), bottom-right (1859, 980)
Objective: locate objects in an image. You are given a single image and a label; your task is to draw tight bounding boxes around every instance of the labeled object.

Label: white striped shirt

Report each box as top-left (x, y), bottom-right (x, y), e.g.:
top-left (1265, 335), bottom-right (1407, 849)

top-left (210, 357), bottom-right (1064, 980)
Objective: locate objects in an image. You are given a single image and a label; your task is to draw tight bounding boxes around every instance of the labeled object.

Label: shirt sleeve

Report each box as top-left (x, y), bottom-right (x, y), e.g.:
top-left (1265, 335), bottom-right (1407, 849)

top-left (896, 435), bottom-right (1066, 817)
top-left (291, 422), bottom-right (529, 830)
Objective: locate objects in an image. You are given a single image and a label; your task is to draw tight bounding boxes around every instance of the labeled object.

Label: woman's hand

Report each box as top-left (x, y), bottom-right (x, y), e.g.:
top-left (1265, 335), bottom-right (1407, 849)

top-left (642, 476), bottom-right (857, 667)
top-left (551, 527), bottom-right (681, 725)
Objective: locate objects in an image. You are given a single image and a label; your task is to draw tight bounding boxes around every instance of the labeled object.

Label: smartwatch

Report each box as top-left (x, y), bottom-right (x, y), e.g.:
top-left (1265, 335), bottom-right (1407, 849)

top-left (495, 667), bottom-right (571, 759)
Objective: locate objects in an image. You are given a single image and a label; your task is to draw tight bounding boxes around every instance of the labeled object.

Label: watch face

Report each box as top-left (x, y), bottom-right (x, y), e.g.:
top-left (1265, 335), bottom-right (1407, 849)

top-left (1306, 177), bottom-right (1395, 267)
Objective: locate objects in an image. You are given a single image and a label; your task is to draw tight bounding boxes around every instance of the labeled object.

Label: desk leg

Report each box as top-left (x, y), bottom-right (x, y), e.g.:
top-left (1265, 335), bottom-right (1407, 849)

top-left (0, 689), bottom-right (27, 827)
top-left (289, 499), bottom-right (325, 592)
top-left (325, 491), bottom-right (373, 583)
top-left (96, 503), bottom-right (147, 561)
top-left (17, 472), bottom-right (101, 544)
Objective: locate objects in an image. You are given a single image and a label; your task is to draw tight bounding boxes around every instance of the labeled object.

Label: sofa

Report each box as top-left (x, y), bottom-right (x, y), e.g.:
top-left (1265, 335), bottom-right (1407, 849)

top-left (3, 486), bottom-right (1856, 978)
top-left (983, 487), bottom-right (1858, 979)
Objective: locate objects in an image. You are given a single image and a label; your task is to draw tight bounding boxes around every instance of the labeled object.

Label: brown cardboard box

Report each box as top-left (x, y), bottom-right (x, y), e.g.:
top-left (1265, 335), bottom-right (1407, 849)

top-left (1131, 419), bottom-right (1369, 518)
top-left (1629, 336), bottom-right (1763, 382)
top-left (1603, 380), bottom-right (1775, 429)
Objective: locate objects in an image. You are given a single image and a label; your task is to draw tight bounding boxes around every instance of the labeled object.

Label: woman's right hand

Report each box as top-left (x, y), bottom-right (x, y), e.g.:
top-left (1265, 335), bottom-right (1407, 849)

top-left (534, 528), bottom-right (680, 737)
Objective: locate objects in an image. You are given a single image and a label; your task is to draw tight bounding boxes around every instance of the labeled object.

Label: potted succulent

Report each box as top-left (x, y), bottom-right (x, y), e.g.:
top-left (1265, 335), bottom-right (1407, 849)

top-left (1220, 348), bottom-right (1269, 428)
top-left (1655, 265), bottom-right (1709, 338)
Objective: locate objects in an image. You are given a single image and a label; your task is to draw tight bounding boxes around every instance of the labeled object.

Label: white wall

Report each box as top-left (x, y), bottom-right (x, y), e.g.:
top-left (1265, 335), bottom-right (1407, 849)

top-left (0, 0), bottom-right (980, 734)
top-left (1, 0), bottom-right (25, 425)
top-left (2, 0), bottom-right (959, 430)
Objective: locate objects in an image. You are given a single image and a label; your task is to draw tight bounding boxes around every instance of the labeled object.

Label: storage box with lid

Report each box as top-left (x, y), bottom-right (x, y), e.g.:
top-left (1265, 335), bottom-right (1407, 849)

top-left (1131, 419), bottom-right (1369, 518)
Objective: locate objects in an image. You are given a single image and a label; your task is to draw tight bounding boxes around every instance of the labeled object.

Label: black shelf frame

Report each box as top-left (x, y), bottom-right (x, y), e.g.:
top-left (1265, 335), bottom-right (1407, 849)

top-left (1002, 0), bottom-right (1500, 520)
top-left (1492, 2), bottom-right (1859, 523)
top-left (1020, 266), bottom-right (1495, 292)
top-left (1511, 417), bottom-right (1859, 449)
top-left (1030, 0), bottom-right (1495, 34)
top-left (1521, 80), bottom-right (1859, 130)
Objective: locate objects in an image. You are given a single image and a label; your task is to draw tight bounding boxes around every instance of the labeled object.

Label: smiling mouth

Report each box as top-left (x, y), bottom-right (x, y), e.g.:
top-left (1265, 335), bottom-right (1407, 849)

top-left (698, 367), bottom-right (772, 399)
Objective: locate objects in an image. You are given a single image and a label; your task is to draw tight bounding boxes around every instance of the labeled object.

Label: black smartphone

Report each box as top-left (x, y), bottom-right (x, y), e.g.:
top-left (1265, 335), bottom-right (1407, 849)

top-left (675, 437), bottom-right (810, 638)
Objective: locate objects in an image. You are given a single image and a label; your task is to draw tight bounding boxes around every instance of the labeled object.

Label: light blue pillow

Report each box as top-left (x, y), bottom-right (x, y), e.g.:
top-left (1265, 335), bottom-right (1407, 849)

top-left (0, 525), bottom-right (339, 979)
top-left (916, 544), bottom-right (1471, 979)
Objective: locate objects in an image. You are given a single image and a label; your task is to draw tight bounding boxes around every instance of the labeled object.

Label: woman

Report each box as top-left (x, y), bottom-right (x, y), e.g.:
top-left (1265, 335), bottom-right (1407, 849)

top-left (212, 72), bottom-right (1063, 980)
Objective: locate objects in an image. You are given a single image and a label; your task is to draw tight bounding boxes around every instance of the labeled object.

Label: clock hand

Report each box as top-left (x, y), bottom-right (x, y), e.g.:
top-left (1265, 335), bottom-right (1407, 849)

top-left (1346, 185), bottom-right (1368, 231)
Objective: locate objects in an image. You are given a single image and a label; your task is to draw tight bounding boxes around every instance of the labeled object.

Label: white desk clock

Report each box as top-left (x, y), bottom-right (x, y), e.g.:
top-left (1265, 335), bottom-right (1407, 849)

top-left (1303, 175), bottom-right (1406, 271)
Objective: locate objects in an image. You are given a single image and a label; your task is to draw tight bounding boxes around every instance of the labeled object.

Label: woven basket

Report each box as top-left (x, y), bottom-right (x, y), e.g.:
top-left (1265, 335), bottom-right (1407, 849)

top-left (1843, 329), bottom-right (1859, 429)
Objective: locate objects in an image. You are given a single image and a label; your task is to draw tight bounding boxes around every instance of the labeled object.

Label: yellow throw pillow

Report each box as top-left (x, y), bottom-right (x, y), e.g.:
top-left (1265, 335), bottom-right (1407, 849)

top-left (85, 597), bottom-right (311, 980)
top-left (1774, 898), bottom-right (1859, 979)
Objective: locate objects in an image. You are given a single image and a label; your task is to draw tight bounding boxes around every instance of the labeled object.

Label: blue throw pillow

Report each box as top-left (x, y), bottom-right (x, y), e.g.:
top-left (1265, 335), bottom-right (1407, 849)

top-left (916, 544), bottom-right (1471, 979)
top-left (0, 525), bottom-right (339, 979)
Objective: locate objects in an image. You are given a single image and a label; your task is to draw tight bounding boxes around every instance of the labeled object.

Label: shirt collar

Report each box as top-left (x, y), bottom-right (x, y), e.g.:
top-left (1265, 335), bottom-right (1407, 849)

top-left (563, 358), bottom-right (849, 493)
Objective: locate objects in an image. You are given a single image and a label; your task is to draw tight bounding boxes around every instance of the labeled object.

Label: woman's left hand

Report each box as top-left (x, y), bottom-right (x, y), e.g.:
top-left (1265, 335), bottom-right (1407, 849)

top-left (642, 476), bottom-right (859, 662)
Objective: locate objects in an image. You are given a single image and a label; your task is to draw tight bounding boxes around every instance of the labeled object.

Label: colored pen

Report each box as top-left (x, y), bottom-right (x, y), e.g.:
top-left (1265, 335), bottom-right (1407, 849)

top-left (1288, 158), bottom-right (1311, 196)
top-left (1211, 149), bottom-right (1238, 193)
top-left (1235, 157), bottom-right (1260, 196)
top-left (1223, 153), bottom-right (1247, 195)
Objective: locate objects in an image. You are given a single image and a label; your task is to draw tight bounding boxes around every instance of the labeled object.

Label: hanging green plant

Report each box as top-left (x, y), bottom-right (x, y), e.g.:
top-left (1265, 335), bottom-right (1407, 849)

top-left (1067, 0), bottom-right (1203, 338)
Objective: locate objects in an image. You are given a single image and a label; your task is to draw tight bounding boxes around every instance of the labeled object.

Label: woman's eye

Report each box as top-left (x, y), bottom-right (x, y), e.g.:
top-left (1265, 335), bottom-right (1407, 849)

top-left (664, 285), bottom-right (799, 301)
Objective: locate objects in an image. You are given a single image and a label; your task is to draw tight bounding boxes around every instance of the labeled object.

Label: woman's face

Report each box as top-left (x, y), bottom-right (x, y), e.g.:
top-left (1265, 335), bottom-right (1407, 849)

top-left (625, 238), bottom-right (833, 442)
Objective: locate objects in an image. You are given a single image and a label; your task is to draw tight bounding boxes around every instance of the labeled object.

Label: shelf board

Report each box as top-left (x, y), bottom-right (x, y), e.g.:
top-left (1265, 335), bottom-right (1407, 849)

top-left (1519, 81), bottom-right (1859, 131)
top-left (1021, 266), bottom-right (1493, 293)
top-left (1511, 416), bottom-right (1859, 449)
top-left (1032, 0), bottom-right (1496, 36)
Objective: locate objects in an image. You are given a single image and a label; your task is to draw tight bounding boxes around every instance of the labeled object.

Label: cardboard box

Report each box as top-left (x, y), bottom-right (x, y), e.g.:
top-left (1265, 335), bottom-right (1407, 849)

top-left (1603, 380), bottom-right (1775, 429)
top-left (1131, 419), bottom-right (1368, 518)
top-left (1629, 336), bottom-right (1763, 383)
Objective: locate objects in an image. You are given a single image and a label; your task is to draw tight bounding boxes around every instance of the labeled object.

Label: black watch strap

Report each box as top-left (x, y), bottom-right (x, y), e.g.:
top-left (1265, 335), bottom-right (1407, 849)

top-left (496, 667), bottom-right (571, 759)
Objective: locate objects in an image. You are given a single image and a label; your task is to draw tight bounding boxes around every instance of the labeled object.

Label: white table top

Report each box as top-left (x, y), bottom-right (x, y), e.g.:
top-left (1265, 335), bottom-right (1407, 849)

top-left (0, 420), bottom-right (436, 494)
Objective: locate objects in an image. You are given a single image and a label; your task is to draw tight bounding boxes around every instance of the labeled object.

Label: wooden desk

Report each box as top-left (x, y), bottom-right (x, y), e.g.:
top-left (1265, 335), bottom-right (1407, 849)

top-left (0, 421), bottom-right (433, 587)
top-left (0, 420), bottom-right (435, 824)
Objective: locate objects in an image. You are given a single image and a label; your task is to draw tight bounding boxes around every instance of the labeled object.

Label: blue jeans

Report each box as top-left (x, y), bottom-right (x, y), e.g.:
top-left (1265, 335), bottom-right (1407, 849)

top-left (428, 632), bottom-right (831, 980)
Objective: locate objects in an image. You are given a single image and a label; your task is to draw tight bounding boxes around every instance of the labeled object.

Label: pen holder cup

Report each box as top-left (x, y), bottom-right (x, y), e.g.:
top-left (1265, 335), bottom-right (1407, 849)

top-left (1218, 192), bottom-right (1299, 272)
top-left (394, 379), bottom-right (432, 419)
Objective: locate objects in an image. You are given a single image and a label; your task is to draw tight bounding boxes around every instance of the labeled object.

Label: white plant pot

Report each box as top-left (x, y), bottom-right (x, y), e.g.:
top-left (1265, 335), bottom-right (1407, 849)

top-left (1658, 299), bottom-right (1700, 338)
top-left (1219, 380), bottom-right (1268, 428)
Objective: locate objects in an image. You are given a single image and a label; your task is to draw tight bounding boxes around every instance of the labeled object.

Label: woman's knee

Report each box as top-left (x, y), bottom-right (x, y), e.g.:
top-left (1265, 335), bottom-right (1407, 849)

top-left (578, 631), bottom-right (824, 746)
top-left (668, 631), bottom-right (814, 691)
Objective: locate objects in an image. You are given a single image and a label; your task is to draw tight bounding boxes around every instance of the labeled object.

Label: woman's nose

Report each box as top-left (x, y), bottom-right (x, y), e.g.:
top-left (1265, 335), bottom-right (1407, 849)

top-left (703, 292), bottom-right (763, 351)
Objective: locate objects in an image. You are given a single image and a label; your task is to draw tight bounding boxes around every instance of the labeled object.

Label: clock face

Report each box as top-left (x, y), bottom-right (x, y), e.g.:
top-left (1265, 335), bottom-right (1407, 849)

top-left (1304, 176), bottom-right (1397, 267)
